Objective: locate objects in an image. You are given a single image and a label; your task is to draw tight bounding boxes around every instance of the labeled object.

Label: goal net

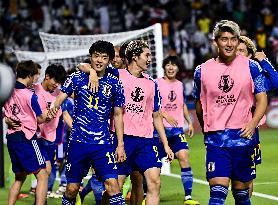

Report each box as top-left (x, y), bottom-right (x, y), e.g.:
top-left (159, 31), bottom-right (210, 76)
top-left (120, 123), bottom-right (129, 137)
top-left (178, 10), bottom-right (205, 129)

top-left (39, 23), bottom-right (164, 78)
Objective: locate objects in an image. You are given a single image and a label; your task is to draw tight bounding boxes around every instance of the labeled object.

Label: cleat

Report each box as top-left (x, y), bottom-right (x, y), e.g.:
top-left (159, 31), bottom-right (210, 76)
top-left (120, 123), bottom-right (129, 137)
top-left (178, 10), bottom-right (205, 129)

top-left (18, 193), bottom-right (29, 199)
top-left (184, 198), bottom-right (200, 205)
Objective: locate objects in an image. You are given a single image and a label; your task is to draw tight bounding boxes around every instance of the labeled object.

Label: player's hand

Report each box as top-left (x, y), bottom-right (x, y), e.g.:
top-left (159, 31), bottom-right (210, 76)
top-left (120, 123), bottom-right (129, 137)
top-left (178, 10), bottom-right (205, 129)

top-left (254, 51), bottom-right (266, 62)
top-left (164, 145), bottom-right (174, 163)
top-left (187, 122), bottom-right (194, 138)
top-left (5, 117), bottom-right (21, 129)
top-left (46, 107), bottom-right (58, 121)
top-left (89, 67), bottom-right (99, 93)
top-left (163, 113), bottom-right (178, 127)
top-left (240, 121), bottom-right (257, 139)
top-left (116, 144), bottom-right (126, 162)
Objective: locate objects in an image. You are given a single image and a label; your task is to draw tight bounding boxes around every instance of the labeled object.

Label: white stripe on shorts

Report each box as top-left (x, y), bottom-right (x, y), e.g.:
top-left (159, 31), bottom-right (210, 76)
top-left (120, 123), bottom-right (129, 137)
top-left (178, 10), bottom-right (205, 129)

top-left (31, 140), bottom-right (45, 165)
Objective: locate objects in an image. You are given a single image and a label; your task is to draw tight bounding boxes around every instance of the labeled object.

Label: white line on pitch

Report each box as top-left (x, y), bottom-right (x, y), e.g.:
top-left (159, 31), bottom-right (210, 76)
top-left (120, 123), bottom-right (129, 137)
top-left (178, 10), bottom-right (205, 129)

top-left (164, 173), bottom-right (278, 201)
top-left (254, 182), bottom-right (278, 185)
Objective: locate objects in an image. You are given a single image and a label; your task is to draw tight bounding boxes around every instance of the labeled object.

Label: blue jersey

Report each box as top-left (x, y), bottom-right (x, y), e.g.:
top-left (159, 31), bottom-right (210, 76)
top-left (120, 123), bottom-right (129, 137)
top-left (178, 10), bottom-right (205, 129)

top-left (260, 58), bottom-right (278, 90)
top-left (193, 59), bottom-right (267, 147)
top-left (61, 71), bottom-right (125, 144)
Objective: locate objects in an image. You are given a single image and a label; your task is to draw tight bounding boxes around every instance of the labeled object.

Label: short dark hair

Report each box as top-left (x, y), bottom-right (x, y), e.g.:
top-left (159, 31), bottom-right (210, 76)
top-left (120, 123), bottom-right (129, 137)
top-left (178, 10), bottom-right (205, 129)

top-left (89, 40), bottom-right (115, 60)
top-left (16, 60), bottom-right (38, 79)
top-left (119, 41), bottom-right (129, 59)
top-left (162, 55), bottom-right (184, 70)
top-left (45, 64), bottom-right (67, 84)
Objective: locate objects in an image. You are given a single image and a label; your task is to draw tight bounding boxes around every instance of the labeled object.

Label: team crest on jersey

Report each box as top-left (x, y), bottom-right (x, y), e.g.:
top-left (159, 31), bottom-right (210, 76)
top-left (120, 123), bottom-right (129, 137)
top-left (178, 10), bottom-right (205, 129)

top-left (10, 104), bottom-right (20, 120)
top-left (218, 75), bottom-right (234, 93)
top-left (131, 87), bottom-right (144, 102)
top-left (207, 162), bottom-right (215, 172)
top-left (168, 90), bottom-right (177, 102)
top-left (102, 84), bottom-right (112, 97)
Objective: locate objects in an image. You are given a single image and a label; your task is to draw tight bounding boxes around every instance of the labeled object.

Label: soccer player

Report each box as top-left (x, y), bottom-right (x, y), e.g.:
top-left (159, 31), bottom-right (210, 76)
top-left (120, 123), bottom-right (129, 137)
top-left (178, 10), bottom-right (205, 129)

top-left (193, 20), bottom-right (267, 205)
top-left (155, 55), bottom-right (199, 205)
top-left (52, 40), bottom-right (126, 205)
top-left (113, 40), bottom-right (174, 205)
top-left (236, 35), bottom-right (278, 197)
top-left (112, 46), bottom-right (126, 69)
top-left (79, 40), bottom-right (174, 205)
top-left (4, 60), bottom-right (55, 205)
top-left (33, 64), bottom-right (68, 198)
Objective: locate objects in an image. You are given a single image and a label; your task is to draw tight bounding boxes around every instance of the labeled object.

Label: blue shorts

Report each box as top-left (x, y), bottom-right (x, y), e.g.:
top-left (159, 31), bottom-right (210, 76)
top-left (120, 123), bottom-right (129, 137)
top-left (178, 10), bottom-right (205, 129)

top-left (65, 140), bottom-right (118, 183)
top-left (7, 132), bottom-right (46, 174)
top-left (206, 144), bottom-right (255, 182)
top-left (117, 135), bottom-right (162, 176)
top-left (252, 128), bottom-right (262, 165)
top-left (154, 133), bottom-right (189, 159)
top-left (37, 138), bottom-right (57, 164)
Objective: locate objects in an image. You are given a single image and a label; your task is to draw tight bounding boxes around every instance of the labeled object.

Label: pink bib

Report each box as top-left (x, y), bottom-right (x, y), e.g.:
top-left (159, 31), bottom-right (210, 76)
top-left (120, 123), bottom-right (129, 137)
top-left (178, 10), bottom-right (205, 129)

top-left (200, 55), bottom-right (254, 132)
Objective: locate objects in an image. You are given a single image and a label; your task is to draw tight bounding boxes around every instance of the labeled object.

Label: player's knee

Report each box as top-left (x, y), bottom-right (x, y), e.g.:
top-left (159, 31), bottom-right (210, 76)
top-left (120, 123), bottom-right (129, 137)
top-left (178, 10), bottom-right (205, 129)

top-left (147, 176), bottom-right (161, 192)
top-left (65, 184), bottom-right (79, 199)
top-left (35, 169), bottom-right (48, 181)
top-left (104, 178), bottom-right (120, 195)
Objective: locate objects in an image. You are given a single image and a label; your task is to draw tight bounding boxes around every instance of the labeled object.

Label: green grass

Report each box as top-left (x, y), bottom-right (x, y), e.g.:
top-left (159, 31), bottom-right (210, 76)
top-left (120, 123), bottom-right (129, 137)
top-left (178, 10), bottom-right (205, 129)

top-left (1, 129), bottom-right (278, 204)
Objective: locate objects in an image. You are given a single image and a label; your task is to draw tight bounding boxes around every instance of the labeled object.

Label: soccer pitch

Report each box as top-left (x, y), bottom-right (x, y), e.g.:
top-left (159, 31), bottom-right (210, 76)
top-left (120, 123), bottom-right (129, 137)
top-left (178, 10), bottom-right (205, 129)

top-left (1, 129), bottom-right (277, 204)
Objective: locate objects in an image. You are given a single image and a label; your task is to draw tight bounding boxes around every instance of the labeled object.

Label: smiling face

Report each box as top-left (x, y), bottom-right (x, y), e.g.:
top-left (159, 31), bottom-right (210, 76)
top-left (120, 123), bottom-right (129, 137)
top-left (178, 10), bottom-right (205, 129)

top-left (164, 62), bottom-right (179, 80)
top-left (44, 74), bottom-right (61, 91)
top-left (90, 51), bottom-right (110, 75)
top-left (237, 42), bottom-right (252, 58)
top-left (135, 47), bottom-right (152, 71)
top-left (215, 31), bottom-right (239, 62)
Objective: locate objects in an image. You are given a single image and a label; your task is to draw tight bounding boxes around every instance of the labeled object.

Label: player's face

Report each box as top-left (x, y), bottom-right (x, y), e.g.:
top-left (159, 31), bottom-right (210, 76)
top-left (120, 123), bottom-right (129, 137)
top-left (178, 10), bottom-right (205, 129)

top-left (91, 52), bottom-right (110, 74)
top-left (164, 62), bottom-right (178, 80)
top-left (112, 49), bottom-right (124, 69)
top-left (45, 75), bottom-right (61, 91)
top-left (136, 47), bottom-right (151, 71)
top-left (237, 42), bottom-right (251, 58)
top-left (216, 32), bottom-right (239, 60)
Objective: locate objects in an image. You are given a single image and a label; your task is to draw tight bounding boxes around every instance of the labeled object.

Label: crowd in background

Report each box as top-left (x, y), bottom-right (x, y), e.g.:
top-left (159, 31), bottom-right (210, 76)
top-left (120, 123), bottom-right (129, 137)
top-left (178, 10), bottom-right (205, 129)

top-left (1, 0), bottom-right (278, 99)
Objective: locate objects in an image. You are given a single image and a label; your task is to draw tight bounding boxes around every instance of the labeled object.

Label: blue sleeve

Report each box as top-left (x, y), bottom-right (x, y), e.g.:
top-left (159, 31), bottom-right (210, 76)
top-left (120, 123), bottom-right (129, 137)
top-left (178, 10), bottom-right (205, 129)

top-left (182, 83), bottom-right (187, 103)
top-left (192, 65), bottom-right (201, 100)
top-left (107, 66), bottom-right (119, 78)
top-left (60, 100), bottom-right (68, 112)
top-left (60, 72), bottom-right (78, 96)
top-left (153, 81), bottom-right (161, 112)
top-left (113, 79), bottom-right (125, 107)
top-left (249, 60), bottom-right (267, 94)
top-left (31, 94), bottom-right (43, 116)
top-left (260, 58), bottom-right (278, 90)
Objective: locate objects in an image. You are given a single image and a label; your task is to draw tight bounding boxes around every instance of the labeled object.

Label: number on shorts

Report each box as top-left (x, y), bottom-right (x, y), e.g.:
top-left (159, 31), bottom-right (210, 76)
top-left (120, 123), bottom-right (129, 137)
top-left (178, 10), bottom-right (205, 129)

top-left (87, 96), bottom-right (99, 109)
top-left (153, 146), bottom-right (159, 157)
top-left (106, 152), bottom-right (116, 164)
top-left (179, 134), bottom-right (187, 142)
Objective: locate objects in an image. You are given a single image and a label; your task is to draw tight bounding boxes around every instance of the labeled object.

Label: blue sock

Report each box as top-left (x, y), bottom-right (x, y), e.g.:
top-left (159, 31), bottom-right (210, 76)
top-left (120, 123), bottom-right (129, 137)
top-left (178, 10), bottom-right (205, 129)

top-left (181, 167), bottom-right (193, 197)
top-left (209, 185), bottom-right (228, 205)
top-left (90, 175), bottom-right (105, 205)
top-left (62, 194), bottom-right (75, 205)
top-left (109, 193), bottom-right (125, 205)
top-left (80, 177), bottom-right (93, 200)
top-left (232, 188), bottom-right (251, 205)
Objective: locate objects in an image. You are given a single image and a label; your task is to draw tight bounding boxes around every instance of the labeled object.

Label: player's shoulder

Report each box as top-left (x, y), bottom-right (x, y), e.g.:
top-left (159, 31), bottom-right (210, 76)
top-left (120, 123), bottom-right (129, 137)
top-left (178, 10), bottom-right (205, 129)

top-left (248, 59), bottom-right (262, 72)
